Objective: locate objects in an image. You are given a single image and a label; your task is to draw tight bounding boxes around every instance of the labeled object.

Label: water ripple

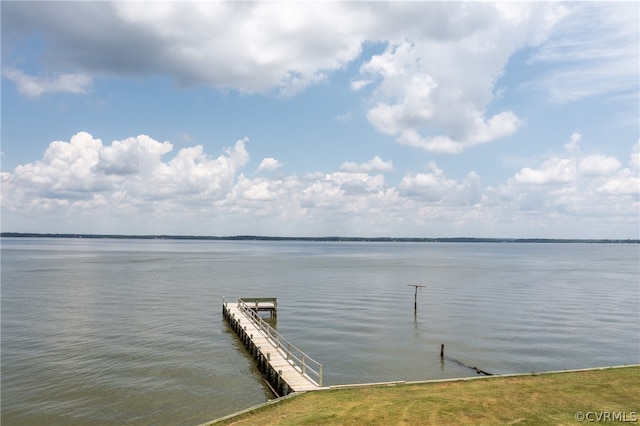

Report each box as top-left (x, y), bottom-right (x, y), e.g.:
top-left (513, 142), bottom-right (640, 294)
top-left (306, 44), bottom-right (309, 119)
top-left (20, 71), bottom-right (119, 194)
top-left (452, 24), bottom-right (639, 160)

top-left (2, 240), bottom-right (638, 424)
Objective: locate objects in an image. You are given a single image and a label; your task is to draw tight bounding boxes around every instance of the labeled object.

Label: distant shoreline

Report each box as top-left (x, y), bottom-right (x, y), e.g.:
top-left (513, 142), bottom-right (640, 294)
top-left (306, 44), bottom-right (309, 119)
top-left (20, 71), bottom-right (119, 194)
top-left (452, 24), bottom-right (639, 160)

top-left (1, 232), bottom-right (638, 244)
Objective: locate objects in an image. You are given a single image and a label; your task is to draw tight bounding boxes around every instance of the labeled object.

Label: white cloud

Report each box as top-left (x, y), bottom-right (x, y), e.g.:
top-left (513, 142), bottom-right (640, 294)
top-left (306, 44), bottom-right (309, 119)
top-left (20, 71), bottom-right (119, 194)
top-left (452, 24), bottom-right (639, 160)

top-left (1, 0), bottom-right (638, 239)
top-left (595, 170), bottom-right (639, 196)
top-left (257, 158), bottom-right (283, 172)
top-left (392, 111), bottom-right (521, 154)
top-left (1, 131), bottom-right (637, 238)
top-left (239, 178), bottom-right (278, 202)
top-left (565, 132), bottom-right (582, 155)
top-left (3, 2), bottom-right (632, 169)
top-left (95, 135), bottom-right (173, 176)
top-left (3, 2), bottom-right (368, 96)
top-left (13, 132), bottom-right (109, 198)
top-left (512, 157), bottom-right (576, 185)
top-left (527, 2), bottom-right (639, 104)
top-left (339, 156), bottom-right (393, 173)
top-left (360, 3), bottom-right (561, 153)
top-left (578, 155), bottom-right (621, 177)
top-left (500, 134), bottom-right (639, 226)
top-left (3, 2), bottom-right (567, 151)
top-left (3, 67), bottom-right (92, 97)
top-left (6, 132), bottom-right (249, 204)
top-left (398, 161), bottom-right (481, 205)
top-left (350, 80), bottom-right (372, 91)
top-left (299, 172), bottom-right (386, 210)
top-left (512, 135), bottom-right (637, 189)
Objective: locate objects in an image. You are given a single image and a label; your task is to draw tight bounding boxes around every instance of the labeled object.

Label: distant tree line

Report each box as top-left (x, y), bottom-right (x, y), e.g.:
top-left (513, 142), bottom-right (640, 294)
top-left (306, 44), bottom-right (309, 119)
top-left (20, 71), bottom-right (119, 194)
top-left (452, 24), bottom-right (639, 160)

top-left (1, 232), bottom-right (637, 244)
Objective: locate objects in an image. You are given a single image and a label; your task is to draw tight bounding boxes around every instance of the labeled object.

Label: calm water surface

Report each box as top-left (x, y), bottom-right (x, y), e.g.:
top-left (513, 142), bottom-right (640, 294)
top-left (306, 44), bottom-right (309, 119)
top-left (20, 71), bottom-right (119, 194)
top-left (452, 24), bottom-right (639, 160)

top-left (2, 238), bottom-right (638, 425)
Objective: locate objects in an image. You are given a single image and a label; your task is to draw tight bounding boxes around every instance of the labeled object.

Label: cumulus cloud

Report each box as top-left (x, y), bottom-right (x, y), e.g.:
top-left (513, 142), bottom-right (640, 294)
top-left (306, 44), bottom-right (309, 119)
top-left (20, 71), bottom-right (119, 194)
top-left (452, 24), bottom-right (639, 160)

top-left (398, 161), bottom-right (482, 205)
top-left (503, 134), bottom-right (639, 220)
top-left (512, 134), bottom-right (636, 186)
top-left (2, 2), bottom-right (583, 153)
top-left (239, 178), bottom-right (278, 202)
top-left (4, 2), bottom-right (633, 164)
top-left (578, 155), bottom-right (621, 177)
top-left (350, 79), bottom-right (372, 91)
top-left (595, 170), bottom-right (639, 196)
top-left (391, 112), bottom-right (521, 154)
top-left (94, 135), bottom-right (173, 176)
top-left (13, 132), bottom-right (109, 198)
top-left (3, 67), bottom-right (92, 97)
top-left (1, 131), bottom-right (637, 237)
top-left (399, 174), bottom-right (455, 200)
top-left (257, 158), bottom-right (283, 172)
top-left (6, 132), bottom-right (249, 204)
top-left (359, 2), bottom-right (564, 153)
top-left (2, 2), bottom-right (367, 96)
top-left (299, 172), bottom-right (386, 210)
top-left (339, 156), bottom-right (393, 173)
top-left (512, 157), bottom-right (576, 185)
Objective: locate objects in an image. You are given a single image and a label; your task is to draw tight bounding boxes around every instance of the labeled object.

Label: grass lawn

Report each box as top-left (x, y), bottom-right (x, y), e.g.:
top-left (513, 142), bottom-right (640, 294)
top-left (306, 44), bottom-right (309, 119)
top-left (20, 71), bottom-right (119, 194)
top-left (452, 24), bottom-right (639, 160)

top-left (211, 366), bottom-right (639, 425)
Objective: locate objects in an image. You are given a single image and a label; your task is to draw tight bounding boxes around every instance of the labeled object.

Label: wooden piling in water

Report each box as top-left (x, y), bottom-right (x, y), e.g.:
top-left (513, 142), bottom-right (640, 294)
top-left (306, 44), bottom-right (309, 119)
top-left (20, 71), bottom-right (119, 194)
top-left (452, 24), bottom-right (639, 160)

top-left (439, 344), bottom-right (493, 376)
top-left (408, 284), bottom-right (426, 312)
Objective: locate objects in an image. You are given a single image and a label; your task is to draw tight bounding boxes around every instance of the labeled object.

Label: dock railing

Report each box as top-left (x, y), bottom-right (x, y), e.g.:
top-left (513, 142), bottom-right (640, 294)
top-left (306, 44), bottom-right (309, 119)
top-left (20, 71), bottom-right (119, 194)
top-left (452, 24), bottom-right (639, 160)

top-left (236, 298), bottom-right (323, 387)
top-left (238, 297), bottom-right (277, 317)
top-left (237, 297), bottom-right (277, 309)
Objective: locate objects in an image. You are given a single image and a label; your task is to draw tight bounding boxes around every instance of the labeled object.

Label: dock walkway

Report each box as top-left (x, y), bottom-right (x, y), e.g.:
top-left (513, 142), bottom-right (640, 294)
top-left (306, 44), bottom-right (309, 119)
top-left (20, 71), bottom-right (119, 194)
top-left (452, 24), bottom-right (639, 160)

top-left (223, 298), bottom-right (322, 396)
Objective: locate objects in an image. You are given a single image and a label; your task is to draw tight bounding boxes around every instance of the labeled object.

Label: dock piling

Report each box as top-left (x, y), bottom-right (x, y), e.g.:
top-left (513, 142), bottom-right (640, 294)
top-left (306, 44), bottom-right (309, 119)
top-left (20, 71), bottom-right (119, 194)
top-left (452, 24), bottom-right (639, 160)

top-left (223, 297), bottom-right (323, 395)
top-left (408, 284), bottom-right (426, 312)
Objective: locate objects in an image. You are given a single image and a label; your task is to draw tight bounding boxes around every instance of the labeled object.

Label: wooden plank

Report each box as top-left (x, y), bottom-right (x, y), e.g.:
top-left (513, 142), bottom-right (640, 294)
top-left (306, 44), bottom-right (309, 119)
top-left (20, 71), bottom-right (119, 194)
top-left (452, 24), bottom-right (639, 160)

top-left (238, 297), bottom-right (277, 311)
top-left (224, 301), bottom-right (320, 393)
top-left (227, 305), bottom-right (318, 391)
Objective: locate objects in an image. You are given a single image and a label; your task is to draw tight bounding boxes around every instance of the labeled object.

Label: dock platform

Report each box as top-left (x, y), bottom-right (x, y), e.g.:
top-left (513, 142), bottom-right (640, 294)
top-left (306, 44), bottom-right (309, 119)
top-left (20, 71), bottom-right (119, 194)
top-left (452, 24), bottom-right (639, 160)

top-left (223, 298), bottom-right (322, 396)
top-left (237, 297), bottom-right (278, 319)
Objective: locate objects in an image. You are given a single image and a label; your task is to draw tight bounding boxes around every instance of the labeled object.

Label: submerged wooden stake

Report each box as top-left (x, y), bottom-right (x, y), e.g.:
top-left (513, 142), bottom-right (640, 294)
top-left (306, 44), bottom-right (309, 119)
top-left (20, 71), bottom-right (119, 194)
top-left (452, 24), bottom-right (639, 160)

top-left (408, 284), bottom-right (426, 312)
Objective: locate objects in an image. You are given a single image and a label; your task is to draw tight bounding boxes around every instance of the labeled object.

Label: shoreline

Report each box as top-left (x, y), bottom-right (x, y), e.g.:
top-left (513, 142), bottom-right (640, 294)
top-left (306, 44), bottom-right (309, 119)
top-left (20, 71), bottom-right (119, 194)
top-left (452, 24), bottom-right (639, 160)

top-left (2, 232), bottom-right (638, 244)
top-left (201, 364), bottom-right (640, 425)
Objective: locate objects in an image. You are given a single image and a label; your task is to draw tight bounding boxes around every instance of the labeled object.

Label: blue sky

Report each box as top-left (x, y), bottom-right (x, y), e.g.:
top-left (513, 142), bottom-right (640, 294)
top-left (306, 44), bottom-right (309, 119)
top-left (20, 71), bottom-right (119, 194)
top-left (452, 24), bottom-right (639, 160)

top-left (1, 1), bottom-right (638, 238)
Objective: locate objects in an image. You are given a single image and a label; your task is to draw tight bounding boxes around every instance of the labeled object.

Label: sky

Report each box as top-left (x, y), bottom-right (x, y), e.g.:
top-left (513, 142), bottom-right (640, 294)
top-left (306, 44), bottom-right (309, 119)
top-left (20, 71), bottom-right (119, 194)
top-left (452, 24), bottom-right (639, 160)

top-left (1, 1), bottom-right (638, 239)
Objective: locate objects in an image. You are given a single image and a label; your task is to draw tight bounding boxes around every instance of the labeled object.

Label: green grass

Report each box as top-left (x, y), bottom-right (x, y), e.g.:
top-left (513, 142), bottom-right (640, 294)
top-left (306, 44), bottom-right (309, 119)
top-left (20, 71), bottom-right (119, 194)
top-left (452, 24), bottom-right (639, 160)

top-left (212, 366), bottom-right (639, 425)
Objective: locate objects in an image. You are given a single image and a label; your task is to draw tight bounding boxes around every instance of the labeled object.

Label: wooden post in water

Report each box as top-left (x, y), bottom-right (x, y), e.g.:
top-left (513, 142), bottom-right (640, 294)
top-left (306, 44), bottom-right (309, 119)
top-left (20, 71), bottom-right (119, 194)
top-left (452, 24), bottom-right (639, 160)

top-left (440, 344), bottom-right (444, 359)
top-left (408, 284), bottom-right (426, 313)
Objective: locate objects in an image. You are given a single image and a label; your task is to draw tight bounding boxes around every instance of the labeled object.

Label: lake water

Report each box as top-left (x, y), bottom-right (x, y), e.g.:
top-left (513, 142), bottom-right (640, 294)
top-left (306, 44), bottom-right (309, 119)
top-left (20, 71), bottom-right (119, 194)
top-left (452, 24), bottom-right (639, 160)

top-left (1, 238), bottom-right (638, 425)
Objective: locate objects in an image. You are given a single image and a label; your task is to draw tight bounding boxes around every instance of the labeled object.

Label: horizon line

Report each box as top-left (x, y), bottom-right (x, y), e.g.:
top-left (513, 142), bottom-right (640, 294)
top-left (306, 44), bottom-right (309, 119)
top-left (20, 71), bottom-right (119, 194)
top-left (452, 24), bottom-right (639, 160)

top-left (1, 232), bottom-right (638, 244)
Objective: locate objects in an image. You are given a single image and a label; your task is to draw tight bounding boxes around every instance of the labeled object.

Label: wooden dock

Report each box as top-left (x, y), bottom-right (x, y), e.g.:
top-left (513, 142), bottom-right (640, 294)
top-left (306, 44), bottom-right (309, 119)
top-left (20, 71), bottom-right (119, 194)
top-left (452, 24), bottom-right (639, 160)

top-left (223, 298), bottom-right (322, 396)
top-left (237, 297), bottom-right (278, 319)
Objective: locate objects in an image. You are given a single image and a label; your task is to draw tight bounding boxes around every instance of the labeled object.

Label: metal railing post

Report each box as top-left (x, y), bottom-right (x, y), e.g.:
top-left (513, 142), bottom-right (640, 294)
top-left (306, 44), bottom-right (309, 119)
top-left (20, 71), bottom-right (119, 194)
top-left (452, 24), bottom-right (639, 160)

top-left (232, 297), bottom-right (322, 388)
